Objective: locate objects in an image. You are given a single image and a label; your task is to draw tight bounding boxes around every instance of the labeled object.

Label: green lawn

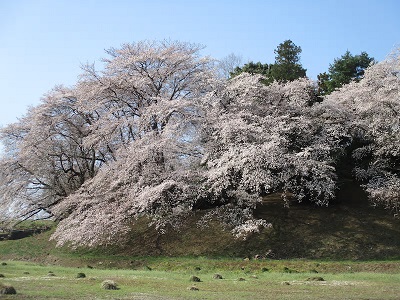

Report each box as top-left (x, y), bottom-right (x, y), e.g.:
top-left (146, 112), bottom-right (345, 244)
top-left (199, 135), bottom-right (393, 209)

top-left (0, 260), bottom-right (399, 299)
top-left (1, 195), bottom-right (399, 299)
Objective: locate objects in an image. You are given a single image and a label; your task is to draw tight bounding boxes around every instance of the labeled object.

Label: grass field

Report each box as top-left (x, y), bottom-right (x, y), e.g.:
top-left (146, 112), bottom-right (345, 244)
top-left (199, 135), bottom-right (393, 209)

top-left (0, 184), bottom-right (399, 299)
top-left (1, 259), bottom-right (400, 299)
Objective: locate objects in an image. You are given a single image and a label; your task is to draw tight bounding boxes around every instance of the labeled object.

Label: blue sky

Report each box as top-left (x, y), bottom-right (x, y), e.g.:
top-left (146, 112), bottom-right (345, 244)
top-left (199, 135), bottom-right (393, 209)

top-left (0, 0), bottom-right (399, 129)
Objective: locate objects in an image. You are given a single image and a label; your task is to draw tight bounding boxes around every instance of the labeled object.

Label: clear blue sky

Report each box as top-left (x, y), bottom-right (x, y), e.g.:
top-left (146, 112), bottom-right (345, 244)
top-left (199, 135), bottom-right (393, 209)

top-left (0, 0), bottom-right (399, 129)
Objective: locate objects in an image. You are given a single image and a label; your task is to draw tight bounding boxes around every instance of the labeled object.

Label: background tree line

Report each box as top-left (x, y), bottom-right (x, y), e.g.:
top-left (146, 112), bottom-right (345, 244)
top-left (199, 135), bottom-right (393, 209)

top-left (223, 39), bottom-right (374, 97)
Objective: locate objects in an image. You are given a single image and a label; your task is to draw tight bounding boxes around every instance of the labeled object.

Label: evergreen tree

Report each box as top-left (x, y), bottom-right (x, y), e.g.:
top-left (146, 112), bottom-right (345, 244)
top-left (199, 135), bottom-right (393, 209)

top-left (270, 40), bottom-right (307, 82)
top-left (317, 72), bottom-right (330, 96)
top-left (318, 51), bottom-right (374, 95)
top-left (230, 61), bottom-right (273, 83)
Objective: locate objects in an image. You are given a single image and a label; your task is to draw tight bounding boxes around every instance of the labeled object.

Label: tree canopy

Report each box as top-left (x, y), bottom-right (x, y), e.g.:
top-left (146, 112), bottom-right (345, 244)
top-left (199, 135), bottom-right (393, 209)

top-left (317, 50), bottom-right (375, 95)
top-left (270, 39), bottom-right (307, 82)
top-left (230, 61), bottom-right (272, 78)
top-left (218, 53), bottom-right (243, 79)
top-left (230, 40), bottom-right (306, 84)
top-left (0, 40), bottom-right (215, 228)
top-left (325, 49), bottom-right (400, 214)
top-left (0, 40), bottom-right (399, 248)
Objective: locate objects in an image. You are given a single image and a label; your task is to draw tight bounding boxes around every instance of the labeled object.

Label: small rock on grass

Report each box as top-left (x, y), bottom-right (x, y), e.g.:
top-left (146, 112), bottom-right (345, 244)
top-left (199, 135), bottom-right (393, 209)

top-left (190, 275), bottom-right (201, 282)
top-left (0, 284), bottom-right (16, 295)
top-left (306, 276), bottom-right (325, 281)
top-left (101, 280), bottom-right (118, 290)
top-left (213, 274), bottom-right (223, 279)
top-left (188, 286), bottom-right (199, 291)
top-left (283, 267), bottom-right (298, 273)
top-left (76, 272), bottom-right (86, 278)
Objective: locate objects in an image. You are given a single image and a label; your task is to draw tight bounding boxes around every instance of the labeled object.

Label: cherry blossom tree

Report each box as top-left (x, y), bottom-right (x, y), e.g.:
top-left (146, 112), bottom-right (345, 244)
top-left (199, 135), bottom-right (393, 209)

top-left (75, 40), bottom-right (216, 151)
top-left (49, 40), bottom-right (219, 247)
top-left (325, 48), bottom-right (400, 215)
top-left (50, 72), bottom-right (352, 247)
top-left (0, 86), bottom-right (104, 224)
top-left (0, 40), bottom-right (217, 228)
top-left (199, 74), bottom-right (351, 213)
top-left (3, 39), bottom-right (398, 249)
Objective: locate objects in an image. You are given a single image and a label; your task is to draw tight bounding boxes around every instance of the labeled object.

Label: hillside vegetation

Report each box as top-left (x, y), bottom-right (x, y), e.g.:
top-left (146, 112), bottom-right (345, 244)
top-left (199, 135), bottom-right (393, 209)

top-left (1, 182), bottom-right (399, 265)
top-left (119, 182), bottom-right (400, 260)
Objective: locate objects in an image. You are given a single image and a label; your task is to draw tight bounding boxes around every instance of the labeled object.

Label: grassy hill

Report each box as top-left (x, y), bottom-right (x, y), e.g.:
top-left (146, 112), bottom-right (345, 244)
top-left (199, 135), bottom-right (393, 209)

top-left (117, 180), bottom-right (400, 260)
top-left (1, 180), bottom-right (399, 265)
